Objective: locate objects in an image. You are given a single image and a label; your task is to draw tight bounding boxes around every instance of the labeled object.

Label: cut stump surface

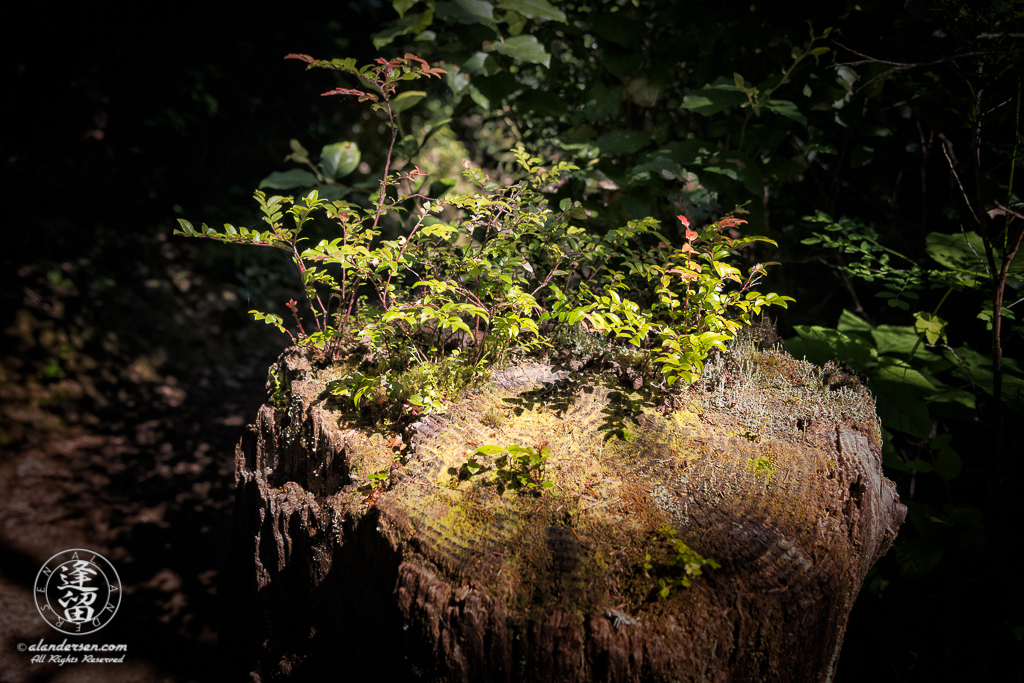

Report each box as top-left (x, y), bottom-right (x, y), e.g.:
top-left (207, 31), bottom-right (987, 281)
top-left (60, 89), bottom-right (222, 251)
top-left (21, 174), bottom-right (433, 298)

top-left (226, 346), bottom-right (905, 682)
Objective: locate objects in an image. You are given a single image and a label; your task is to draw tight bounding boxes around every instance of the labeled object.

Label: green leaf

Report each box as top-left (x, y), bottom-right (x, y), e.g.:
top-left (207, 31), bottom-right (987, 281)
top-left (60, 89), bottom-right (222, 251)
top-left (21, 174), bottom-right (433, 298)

top-left (871, 324), bottom-right (922, 357)
top-left (658, 139), bottom-right (718, 167)
top-left (419, 220), bottom-right (458, 239)
top-left (703, 166), bottom-right (738, 181)
top-left (712, 151), bottom-right (763, 195)
top-left (320, 141), bottom-right (361, 180)
top-left (393, 0), bottom-right (416, 17)
top-left (925, 231), bottom-right (992, 276)
top-left (871, 380), bottom-right (932, 438)
top-left (681, 81), bottom-right (747, 116)
top-left (284, 138), bottom-right (311, 165)
top-left (436, 0), bottom-right (496, 27)
top-left (497, 0), bottom-right (566, 22)
top-left (504, 9), bottom-right (527, 35)
top-left (493, 35), bottom-right (551, 67)
top-left (629, 156), bottom-right (685, 184)
top-left (763, 99), bottom-right (808, 127)
top-left (873, 356), bottom-right (936, 393)
top-left (786, 325), bottom-right (875, 373)
top-left (595, 129), bottom-right (651, 155)
top-left (933, 444), bottom-right (962, 481)
top-left (914, 311), bottom-right (947, 345)
top-left (941, 344), bottom-right (994, 388)
top-left (258, 169), bottom-right (319, 190)
top-left (463, 52), bottom-right (500, 76)
top-left (390, 90), bottom-right (427, 114)
top-left (836, 309), bottom-right (873, 336)
top-left (373, 8), bottom-right (435, 48)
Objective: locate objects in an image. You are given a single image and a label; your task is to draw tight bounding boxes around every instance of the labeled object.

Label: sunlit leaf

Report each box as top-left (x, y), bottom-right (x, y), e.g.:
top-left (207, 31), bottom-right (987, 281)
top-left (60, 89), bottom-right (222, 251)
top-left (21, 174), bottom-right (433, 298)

top-left (320, 141), bottom-right (361, 180)
top-left (914, 311), bottom-right (947, 345)
top-left (925, 231), bottom-right (993, 276)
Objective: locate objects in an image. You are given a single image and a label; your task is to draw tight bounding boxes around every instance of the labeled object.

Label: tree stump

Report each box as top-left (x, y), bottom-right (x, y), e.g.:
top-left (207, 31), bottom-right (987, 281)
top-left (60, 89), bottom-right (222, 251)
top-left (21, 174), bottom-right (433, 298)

top-left (223, 345), bottom-right (905, 682)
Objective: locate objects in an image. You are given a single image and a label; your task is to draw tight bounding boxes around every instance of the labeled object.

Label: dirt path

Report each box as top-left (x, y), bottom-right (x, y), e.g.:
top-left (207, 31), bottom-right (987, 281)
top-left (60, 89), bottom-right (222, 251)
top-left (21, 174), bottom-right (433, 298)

top-left (0, 350), bottom-right (273, 683)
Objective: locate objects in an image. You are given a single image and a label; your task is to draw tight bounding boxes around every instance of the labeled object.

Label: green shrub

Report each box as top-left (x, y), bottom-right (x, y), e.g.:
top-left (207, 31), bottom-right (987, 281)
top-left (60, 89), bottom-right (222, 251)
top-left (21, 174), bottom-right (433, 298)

top-left (175, 53), bottom-right (792, 415)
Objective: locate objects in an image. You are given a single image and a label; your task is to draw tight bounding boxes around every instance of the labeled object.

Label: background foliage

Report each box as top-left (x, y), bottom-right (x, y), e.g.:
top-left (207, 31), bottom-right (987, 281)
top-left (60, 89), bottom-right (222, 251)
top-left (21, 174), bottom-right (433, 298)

top-left (3, 2), bottom-right (1022, 680)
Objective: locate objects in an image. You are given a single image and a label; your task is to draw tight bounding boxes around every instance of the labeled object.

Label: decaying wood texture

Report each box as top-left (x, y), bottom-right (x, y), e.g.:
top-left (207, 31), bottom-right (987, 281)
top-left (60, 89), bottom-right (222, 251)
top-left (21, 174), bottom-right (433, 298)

top-left (223, 345), bottom-right (905, 682)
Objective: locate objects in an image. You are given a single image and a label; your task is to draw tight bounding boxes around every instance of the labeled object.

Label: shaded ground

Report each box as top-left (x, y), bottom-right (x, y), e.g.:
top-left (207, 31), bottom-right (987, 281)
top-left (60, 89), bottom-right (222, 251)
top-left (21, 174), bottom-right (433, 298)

top-left (0, 239), bottom-right (282, 681)
top-left (0, 346), bottom-right (275, 683)
top-left (0, 15), bottom-right (362, 676)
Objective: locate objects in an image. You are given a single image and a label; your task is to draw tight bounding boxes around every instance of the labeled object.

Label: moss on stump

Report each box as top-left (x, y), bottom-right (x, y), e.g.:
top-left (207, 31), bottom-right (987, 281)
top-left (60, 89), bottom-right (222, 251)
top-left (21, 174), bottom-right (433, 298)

top-left (226, 344), bottom-right (905, 683)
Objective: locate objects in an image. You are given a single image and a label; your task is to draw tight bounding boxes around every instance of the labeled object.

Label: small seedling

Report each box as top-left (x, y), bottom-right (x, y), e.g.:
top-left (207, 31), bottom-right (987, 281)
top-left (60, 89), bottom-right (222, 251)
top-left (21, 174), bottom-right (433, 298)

top-left (455, 442), bottom-right (553, 493)
top-left (644, 525), bottom-right (721, 597)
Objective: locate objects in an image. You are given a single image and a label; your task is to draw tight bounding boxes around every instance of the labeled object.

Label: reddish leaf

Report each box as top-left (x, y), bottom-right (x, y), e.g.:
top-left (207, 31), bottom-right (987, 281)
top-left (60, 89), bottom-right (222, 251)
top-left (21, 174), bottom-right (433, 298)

top-left (321, 88), bottom-right (379, 103)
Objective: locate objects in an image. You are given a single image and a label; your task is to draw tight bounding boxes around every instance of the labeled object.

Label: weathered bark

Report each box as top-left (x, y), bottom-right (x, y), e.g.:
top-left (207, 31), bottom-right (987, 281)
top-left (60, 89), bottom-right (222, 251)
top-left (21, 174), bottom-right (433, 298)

top-left (223, 346), bottom-right (905, 682)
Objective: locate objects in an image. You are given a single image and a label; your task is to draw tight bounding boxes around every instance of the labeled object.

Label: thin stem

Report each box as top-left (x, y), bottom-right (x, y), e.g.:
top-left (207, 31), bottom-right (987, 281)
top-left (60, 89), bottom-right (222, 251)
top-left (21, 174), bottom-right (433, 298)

top-left (372, 99), bottom-right (399, 234)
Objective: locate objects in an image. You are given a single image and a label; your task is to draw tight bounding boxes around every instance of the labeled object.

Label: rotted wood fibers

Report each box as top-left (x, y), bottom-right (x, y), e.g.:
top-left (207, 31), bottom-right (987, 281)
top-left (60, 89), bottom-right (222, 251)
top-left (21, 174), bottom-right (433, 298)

top-left (225, 347), bottom-right (905, 682)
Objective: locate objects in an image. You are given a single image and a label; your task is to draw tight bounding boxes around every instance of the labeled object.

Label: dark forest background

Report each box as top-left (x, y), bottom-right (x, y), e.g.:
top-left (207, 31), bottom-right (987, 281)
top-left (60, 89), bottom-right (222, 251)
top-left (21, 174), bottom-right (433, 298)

top-left (1, 2), bottom-right (1021, 681)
